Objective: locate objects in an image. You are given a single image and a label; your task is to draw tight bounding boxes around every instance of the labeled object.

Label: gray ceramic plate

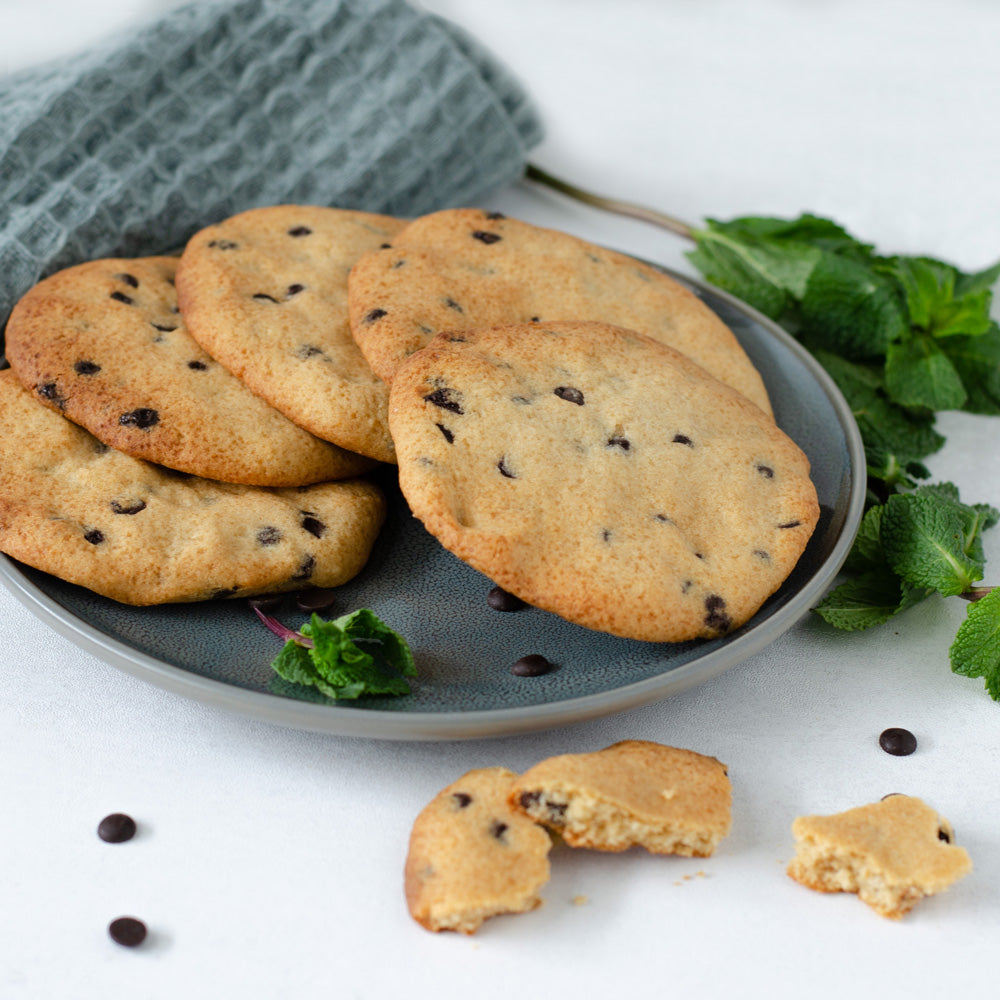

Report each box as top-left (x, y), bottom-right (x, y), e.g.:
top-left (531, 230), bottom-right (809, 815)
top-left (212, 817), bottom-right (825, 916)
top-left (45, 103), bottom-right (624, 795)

top-left (0, 269), bottom-right (866, 740)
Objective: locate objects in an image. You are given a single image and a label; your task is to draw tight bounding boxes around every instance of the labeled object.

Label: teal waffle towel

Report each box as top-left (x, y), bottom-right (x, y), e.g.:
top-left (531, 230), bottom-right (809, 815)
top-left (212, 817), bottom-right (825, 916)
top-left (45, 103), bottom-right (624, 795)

top-left (0, 0), bottom-right (543, 328)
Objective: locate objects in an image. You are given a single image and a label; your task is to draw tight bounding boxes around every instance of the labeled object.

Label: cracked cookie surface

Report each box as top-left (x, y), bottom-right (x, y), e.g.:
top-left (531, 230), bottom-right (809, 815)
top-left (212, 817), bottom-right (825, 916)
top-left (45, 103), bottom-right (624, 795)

top-left (388, 320), bottom-right (818, 642)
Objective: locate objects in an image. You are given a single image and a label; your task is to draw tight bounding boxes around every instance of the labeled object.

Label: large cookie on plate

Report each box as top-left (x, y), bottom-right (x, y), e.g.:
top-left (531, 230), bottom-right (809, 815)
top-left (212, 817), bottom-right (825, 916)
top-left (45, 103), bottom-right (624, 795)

top-left (5, 256), bottom-right (368, 486)
top-left (0, 370), bottom-right (385, 605)
top-left (388, 320), bottom-right (818, 642)
top-left (176, 205), bottom-right (406, 463)
top-left (348, 207), bottom-right (772, 416)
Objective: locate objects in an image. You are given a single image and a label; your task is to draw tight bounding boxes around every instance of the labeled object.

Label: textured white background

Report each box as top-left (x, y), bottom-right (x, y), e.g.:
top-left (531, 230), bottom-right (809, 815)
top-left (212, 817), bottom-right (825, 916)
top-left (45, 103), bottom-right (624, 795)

top-left (2, 2), bottom-right (999, 998)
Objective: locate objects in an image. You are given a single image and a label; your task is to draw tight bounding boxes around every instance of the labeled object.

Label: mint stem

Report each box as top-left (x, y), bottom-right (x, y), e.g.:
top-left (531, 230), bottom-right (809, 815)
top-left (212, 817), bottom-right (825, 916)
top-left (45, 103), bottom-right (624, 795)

top-left (959, 586), bottom-right (994, 602)
top-left (524, 164), bottom-right (696, 241)
top-left (251, 603), bottom-right (314, 647)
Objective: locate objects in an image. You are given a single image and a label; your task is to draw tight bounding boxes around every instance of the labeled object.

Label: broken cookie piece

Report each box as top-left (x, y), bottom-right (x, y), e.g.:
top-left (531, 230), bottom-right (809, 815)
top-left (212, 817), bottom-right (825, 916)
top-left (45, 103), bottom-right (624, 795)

top-left (508, 740), bottom-right (732, 856)
top-left (787, 795), bottom-right (972, 919)
top-left (404, 767), bottom-right (552, 934)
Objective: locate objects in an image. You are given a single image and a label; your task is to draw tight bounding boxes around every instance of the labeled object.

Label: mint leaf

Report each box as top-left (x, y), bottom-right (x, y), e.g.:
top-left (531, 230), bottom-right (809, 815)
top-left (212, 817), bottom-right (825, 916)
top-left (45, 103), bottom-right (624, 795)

top-left (880, 488), bottom-right (985, 596)
top-left (884, 334), bottom-right (967, 411)
top-left (687, 223), bottom-right (821, 319)
top-left (943, 323), bottom-right (1000, 415)
top-left (268, 609), bottom-right (416, 700)
top-left (950, 588), bottom-right (1000, 699)
top-left (843, 504), bottom-right (887, 574)
top-left (798, 252), bottom-right (908, 359)
top-left (814, 568), bottom-right (926, 631)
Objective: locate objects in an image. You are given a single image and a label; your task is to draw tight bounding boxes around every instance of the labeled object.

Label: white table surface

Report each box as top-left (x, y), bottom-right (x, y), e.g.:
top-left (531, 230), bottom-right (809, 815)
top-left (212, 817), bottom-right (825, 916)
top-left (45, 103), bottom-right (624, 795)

top-left (2, 2), bottom-right (999, 997)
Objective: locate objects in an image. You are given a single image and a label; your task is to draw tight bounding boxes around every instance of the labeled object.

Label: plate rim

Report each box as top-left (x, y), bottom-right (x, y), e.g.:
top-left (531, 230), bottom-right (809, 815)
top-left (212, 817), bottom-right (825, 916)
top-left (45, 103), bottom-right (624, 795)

top-left (0, 268), bottom-right (867, 740)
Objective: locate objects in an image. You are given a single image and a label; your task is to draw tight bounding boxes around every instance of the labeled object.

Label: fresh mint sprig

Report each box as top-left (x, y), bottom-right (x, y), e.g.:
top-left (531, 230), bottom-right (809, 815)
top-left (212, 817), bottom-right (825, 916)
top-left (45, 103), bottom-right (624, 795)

top-left (524, 164), bottom-right (1000, 698)
top-left (254, 604), bottom-right (416, 699)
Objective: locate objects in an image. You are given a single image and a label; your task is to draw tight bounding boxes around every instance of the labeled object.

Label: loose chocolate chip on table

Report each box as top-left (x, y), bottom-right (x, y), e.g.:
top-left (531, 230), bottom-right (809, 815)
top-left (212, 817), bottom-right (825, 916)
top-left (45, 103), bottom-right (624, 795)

top-left (74, 360), bottom-right (101, 375)
top-left (98, 813), bottom-right (137, 843)
top-left (471, 230), bottom-right (501, 244)
top-left (296, 588), bottom-right (336, 612)
top-left (553, 386), bottom-right (584, 405)
top-left (879, 728), bottom-right (917, 756)
top-left (108, 917), bottom-right (147, 947)
top-left (511, 654), bottom-right (555, 677)
top-left (487, 586), bottom-right (525, 612)
top-left (119, 408), bottom-right (159, 429)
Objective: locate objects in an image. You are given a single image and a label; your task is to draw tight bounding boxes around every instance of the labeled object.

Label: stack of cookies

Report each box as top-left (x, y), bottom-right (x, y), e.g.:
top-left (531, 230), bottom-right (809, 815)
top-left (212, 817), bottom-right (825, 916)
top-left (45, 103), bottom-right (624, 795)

top-left (0, 203), bottom-right (818, 639)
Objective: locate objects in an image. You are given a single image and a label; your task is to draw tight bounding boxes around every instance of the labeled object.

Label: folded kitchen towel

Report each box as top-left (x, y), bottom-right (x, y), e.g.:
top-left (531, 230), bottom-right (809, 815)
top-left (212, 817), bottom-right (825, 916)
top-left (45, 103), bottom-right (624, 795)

top-left (0, 0), bottom-right (543, 329)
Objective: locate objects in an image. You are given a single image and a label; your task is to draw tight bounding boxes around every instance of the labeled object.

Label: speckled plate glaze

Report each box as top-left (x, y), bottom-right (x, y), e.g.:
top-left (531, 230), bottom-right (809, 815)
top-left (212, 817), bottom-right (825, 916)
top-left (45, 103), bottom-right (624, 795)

top-left (0, 268), bottom-right (865, 740)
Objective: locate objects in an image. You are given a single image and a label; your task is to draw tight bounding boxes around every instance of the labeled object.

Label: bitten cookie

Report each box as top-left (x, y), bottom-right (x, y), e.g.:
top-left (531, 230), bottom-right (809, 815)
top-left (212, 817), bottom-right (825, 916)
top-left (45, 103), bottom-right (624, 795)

top-left (508, 741), bottom-right (732, 856)
top-left (388, 320), bottom-right (819, 642)
top-left (4, 256), bottom-right (369, 486)
top-left (176, 205), bottom-right (406, 463)
top-left (404, 767), bottom-right (552, 934)
top-left (787, 795), bottom-right (973, 919)
top-left (348, 207), bottom-right (772, 416)
top-left (0, 370), bottom-right (385, 605)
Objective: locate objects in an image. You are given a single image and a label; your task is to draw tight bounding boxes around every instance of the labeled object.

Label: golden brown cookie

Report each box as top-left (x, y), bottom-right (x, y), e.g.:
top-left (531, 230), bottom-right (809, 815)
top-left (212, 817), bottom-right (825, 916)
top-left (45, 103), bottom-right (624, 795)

top-left (388, 320), bottom-right (818, 642)
top-left (404, 767), bottom-right (552, 934)
top-left (787, 795), bottom-right (973, 919)
top-left (176, 205), bottom-right (406, 463)
top-left (4, 256), bottom-right (370, 485)
top-left (348, 207), bottom-right (772, 416)
top-left (0, 370), bottom-right (385, 605)
top-left (509, 741), bottom-right (732, 856)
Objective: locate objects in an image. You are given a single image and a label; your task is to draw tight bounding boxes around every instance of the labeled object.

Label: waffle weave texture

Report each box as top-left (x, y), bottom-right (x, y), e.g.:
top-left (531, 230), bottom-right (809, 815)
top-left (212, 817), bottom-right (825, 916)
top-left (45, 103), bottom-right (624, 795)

top-left (0, 0), bottom-right (543, 327)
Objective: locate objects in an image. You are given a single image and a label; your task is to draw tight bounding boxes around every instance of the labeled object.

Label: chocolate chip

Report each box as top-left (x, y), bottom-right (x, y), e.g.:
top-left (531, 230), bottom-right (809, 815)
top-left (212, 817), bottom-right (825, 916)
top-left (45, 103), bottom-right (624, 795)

top-left (74, 360), bottom-right (101, 375)
top-left (187, 360), bottom-right (207, 370)
top-left (286, 283), bottom-right (305, 296)
top-left (511, 653), bottom-right (555, 677)
top-left (602, 529), bottom-right (612, 542)
top-left (436, 423), bottom-right (454, 443)
top-left (293, 554), bottom-right (316, 580)
top-left (98, 813), bottom-right (136, 843)
top-left (256, 526), bottom-right (282, 546)
top-left (472, 230), bottom-right (501, 244)
top-left (288, 226), bottom-right (313, 237)
top-left (253, 292), bottom-right (278, 303)
top-left (211, 587), bottom-right (239, 600)
top-left (115, 273), bottom-right (139, 288)
top-left (208, 239), bottom-right (238, 250)
top-left (673, 434), bottom-right (694, 446)
top-left (110, 291), bottom-right (134, 305)
top-left (529, 316), bottom-right (541, 323)
top-left (485, 211), bottom-right (506, 220)
top-left (607, 436), bottom-right (630, 451)
top-left (753, 549), bottom-right (770, 560)
top-left (489, 820), bottom-right (509, 841)
top-left (296, 588), bottom-right (336, 612)
top-left (756, 464), bottom-right (775, 478)
top-left (119, 408), bottom-right (159, 429)
top-left (363, 308), bottom-right (387, 323)
top-left (704, 594), bottom-right (731, 632)
top-left (110, 499), bottom-right (146, 515)
top-left (452, 792), bottom-right (472, 809)
top-left (37, 382), bottom-right (62, 405)
top-left (108, 917), bottom-right (147, 947)
top-left (487, 585), bottom-right (525, 612)
top-left (423, 387), bottom-right (464, 413)
top-left (554, 386), bottom-right (584, 405)
top-left (151, 323), bottom-right (177, 333)
top-left (879, 728), bottom-right (917, 756)
top-left (654, 513), bottom-right (672, 523)
top-left (300, 514), bottom-right (325, 538)
top-left (296, 344), bottom-right (323, 359)
top-left (778, 520), bottom-right (802, 529)
top-left (443, 297), bottom-right (463, 312)
top-left (497, 457), bottom-right (517, 478)
top-left (84, 529), bottom-right (105, 545)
